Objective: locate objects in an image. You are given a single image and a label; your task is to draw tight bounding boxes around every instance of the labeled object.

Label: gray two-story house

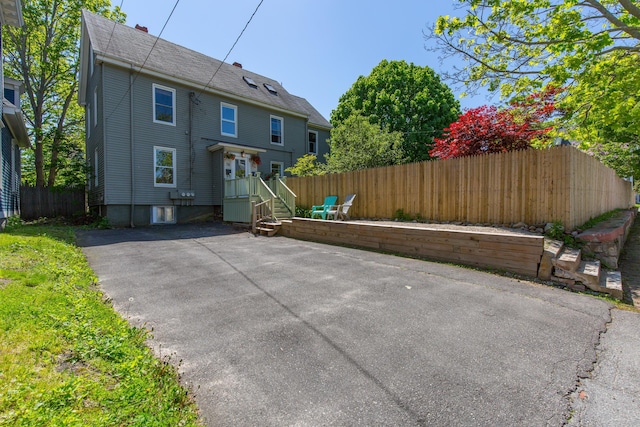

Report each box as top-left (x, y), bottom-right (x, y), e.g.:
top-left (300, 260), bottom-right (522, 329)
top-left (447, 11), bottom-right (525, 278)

top-left (1, 0), bottom-right (28, 230)
top-left (78, 11), bottom-right (331, 227)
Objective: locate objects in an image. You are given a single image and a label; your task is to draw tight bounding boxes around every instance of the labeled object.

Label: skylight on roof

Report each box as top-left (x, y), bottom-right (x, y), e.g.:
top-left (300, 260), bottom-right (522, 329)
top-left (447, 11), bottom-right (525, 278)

top-left (263, 83), bottom-right (278, 95)
top-left (243, 76), bottom-right (257, 88)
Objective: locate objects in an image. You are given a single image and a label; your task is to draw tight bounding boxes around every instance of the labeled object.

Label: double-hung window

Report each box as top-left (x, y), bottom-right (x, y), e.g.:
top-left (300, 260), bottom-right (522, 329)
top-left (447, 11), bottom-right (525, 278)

top-left (221, 103), bottom-right (237, 137)
top-left (93, 87), bottom-right (98, 127)
top-left (270, 161), bottom-right (284, 178)
top-left (270, 115), bottom-right (283, 145)
top-left (308, 130), bottom-right (318, 154)
top-left (153, 84), bottom-right (176, 125)
top-left (94, 147), bottom-right (99, 188)
top-left (154, 146), bottom-right (176, 187)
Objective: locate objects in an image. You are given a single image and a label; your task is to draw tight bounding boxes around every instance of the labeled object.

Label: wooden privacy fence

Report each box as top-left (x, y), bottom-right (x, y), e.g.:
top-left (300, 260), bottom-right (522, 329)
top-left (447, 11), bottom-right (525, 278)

top-left (20, 185), bottom-right (86, 220)
top-left (287, 146), bottom-right (635, 230)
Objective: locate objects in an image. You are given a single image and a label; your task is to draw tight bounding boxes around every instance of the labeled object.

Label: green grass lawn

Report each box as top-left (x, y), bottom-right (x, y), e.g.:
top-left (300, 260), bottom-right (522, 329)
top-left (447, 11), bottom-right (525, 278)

top-left (0, 223), bottom-right (202, 426)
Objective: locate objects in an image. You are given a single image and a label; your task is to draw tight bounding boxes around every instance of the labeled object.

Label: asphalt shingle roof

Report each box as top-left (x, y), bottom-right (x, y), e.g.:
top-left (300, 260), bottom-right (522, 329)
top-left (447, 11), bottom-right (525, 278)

top-left (82, 10), bottom-right (330, 128)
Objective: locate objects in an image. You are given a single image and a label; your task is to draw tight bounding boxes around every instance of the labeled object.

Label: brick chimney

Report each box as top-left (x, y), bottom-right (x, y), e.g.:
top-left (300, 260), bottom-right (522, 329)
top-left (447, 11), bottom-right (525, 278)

top-left (232, 62), bottom-right (243, 68)
top-left (135, 24), bottom-right (148, 33)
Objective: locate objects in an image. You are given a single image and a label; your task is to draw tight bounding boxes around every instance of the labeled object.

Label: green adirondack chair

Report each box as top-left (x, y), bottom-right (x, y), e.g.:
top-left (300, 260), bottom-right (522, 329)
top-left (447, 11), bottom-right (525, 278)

top-left (310, 195), bottom-right (338, 220)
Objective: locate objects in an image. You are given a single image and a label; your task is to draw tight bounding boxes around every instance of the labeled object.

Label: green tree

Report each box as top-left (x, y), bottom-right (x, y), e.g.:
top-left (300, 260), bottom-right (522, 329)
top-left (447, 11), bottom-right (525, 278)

top-left (429, 0), bottom-right (640, 177)
top-left (285, 154), bottom-right (325, 177)
top-left (331, 60), bottom-right (460, 162)
top-left (429, 0), bottom-right (640, 97)
top-left (325, 114), bottom-right (405, 173)
top-left (3, 0), bottom-right (124, 187)
top-left (564, 52), bottom-right (640, 179)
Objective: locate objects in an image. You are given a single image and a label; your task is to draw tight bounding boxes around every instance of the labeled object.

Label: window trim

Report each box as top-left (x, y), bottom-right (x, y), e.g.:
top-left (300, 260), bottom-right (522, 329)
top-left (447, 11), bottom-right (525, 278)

top-left (152, 83), bottom-right (176, 126)
top-left (94, 147), bottom-right (99, 188)
top-left (270, 161), bottom-right (284, 178)
top-left (153, 146), bottom-right (177, 188)
top-left (270, 115), bottom-right (284, 146)
top-left (90, 48), bottom-right (94, 76)
top-left (221, 102), bottom-right (238, 138)
top-left (87, 105), bottom-right (91, 137)
top-left (308, 130), bottom-right (318, 155)
top-left (93, 87), bottom-right (98, 127)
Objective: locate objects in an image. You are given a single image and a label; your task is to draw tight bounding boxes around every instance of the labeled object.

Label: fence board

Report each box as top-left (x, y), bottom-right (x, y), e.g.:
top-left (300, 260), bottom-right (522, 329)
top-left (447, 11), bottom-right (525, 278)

top-left (287, 146), bottom-right (634, 230)
top-left (20, 186), bottom-right (86, 220)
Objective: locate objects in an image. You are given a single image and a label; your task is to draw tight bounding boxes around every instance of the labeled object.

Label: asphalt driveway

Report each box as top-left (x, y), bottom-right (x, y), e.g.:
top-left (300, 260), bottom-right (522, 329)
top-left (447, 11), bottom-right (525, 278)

top-left (77, 223), bottom-right (616, 426)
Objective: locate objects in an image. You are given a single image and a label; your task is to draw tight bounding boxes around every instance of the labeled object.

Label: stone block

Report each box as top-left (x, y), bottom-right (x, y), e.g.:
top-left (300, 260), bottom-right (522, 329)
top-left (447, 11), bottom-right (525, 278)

top-left (603, 271), bottom-right (623, 300)
top-left (567, 283), bottom-right (586, 292)
top-left (538, 239), bottom-right (564, 280)
top-left (553, 268), bottom-right (574, 279)
top-left (553, 247), bottom-right (581, 272)
top-left (551, 276), bottom-right (575, 286)
top-left (574, 260), bottom-right (601, 290)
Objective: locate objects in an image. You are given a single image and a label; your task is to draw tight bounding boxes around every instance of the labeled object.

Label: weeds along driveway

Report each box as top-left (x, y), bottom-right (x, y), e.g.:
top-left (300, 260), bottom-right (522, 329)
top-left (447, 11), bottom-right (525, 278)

top-left (77, 223), bottom-right (612, 427)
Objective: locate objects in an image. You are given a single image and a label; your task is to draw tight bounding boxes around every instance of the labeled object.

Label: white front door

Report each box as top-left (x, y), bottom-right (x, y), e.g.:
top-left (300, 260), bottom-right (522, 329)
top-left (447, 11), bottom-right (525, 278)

top-left (225, 154), bottom-right (250, 181)
top-left (234, 157), bottom-right (249, 179)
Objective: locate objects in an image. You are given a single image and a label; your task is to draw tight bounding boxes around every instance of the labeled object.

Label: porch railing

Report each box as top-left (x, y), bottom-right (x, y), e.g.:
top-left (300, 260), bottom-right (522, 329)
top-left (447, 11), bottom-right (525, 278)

top-left (267, 176), bottom-right (296, 216)
top-left (224, 175), bottom-right (270, 199)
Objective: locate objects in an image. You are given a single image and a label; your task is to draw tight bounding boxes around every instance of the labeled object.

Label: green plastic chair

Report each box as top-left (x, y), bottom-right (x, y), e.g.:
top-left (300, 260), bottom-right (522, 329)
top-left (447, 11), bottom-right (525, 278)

top-left (310, 195), bottom-right (338, 220)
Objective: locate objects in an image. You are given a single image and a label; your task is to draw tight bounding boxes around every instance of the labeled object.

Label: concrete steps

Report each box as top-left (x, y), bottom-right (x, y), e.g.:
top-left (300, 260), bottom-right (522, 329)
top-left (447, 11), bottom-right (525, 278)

top-left (544, 239), bottom-right (623, 300)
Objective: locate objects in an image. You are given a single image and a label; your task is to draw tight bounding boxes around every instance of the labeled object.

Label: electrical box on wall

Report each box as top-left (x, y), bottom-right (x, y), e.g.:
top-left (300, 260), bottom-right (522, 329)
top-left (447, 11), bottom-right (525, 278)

top-left (169, 190), bottom-right (196, 200)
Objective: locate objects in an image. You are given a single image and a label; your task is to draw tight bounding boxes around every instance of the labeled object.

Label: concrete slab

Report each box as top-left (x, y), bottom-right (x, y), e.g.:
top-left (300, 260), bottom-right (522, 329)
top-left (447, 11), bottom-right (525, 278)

top-left (77, 223), bottom-right (618, 426)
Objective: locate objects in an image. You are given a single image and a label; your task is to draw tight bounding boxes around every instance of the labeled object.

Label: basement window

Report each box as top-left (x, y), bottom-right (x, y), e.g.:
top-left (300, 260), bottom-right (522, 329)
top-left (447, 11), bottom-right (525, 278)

top-left (151, 206), bottom-right (176, 224)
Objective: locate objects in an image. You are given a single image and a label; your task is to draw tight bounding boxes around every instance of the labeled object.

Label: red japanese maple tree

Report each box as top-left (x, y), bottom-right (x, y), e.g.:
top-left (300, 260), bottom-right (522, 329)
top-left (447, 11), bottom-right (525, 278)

top-left (430, 88), bottom-right (559, 159)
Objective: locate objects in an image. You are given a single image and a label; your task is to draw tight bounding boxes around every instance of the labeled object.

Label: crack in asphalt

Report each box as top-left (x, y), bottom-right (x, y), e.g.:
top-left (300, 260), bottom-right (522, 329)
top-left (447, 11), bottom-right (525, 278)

top-left (563, 305), bottom-right (614, 426)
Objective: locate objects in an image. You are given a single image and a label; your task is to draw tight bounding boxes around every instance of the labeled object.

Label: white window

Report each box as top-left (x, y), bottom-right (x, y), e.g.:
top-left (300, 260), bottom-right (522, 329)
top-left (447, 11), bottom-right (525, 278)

top-left (94, 147), bottom-right (99, 188)
top-left (270, 115), bottom-right (283, 145)
top-left (87, 105), bottom-right (91, 137)
top-left (90, 48), bottom-right (94, 76)
top-left (153, 83), bottom-right (176, 125)
top-left (221, 103), bottom-right (237, 137)
top-left (308, 130), bottom-right (318, 154)
top-left (154, 146), bottom-right (176, 187)
top-left (93, 87), bottom-right (98, 127)
top-left (151, 206), bottom-right (176, 224)
top-left (270, 161), bottom-right (284, 178)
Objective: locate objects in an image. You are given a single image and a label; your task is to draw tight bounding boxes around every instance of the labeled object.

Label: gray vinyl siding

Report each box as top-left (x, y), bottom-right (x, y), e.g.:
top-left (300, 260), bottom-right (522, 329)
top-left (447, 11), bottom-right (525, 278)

top-left (96, 63), bottom-right (329, 213)
top-left (87, 60), bottom-right (105, 206)
top-left (311, 127), bottom-right (331, 161)
top-left (102, 66), bottom-right (133, 205)
top-left (211, 150), bottom-right (223, 205)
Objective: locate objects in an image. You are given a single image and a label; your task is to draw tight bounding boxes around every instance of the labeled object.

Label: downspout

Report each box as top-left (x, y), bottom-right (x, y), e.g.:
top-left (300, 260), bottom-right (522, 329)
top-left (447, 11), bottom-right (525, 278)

top-left (130, 67), bottom-right (136, 227)
top-left (101, 63), bottom-right (107, 218)
top-left (189, 92), bottom-right (194, 190)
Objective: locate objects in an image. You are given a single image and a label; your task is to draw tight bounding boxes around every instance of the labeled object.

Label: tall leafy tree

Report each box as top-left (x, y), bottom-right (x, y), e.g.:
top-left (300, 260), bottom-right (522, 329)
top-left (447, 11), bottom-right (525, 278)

top-left (3, 0), bottom-right (124, 187)
top-left (331, 60), bottom-right (460, 162)
top-left (325, 114), bottom-right (405, 173)
top-left (564, 52), bottom-right (640, 179)
top-left (428, 0), bottom-right (640, 97)
top-left (427, 1), bottom-right (640, 177)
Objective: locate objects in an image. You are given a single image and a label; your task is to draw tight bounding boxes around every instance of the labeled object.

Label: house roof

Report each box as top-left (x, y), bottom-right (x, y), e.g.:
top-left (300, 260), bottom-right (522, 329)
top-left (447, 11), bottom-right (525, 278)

top-left (3, 98), bottom-right (29, 147)
top-left (79, 10), bottom-right (330, 129)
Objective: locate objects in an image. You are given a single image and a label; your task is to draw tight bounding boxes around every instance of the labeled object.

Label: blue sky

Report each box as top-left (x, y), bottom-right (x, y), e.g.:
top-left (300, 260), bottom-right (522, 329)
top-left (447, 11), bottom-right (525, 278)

top-left (119, 0), bottom-right (491, 120)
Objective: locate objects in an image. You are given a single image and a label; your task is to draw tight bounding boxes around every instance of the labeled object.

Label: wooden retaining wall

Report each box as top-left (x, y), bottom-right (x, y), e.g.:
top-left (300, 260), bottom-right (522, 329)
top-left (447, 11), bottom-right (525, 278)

top-left (281, 219), bottom-right (544, 277)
